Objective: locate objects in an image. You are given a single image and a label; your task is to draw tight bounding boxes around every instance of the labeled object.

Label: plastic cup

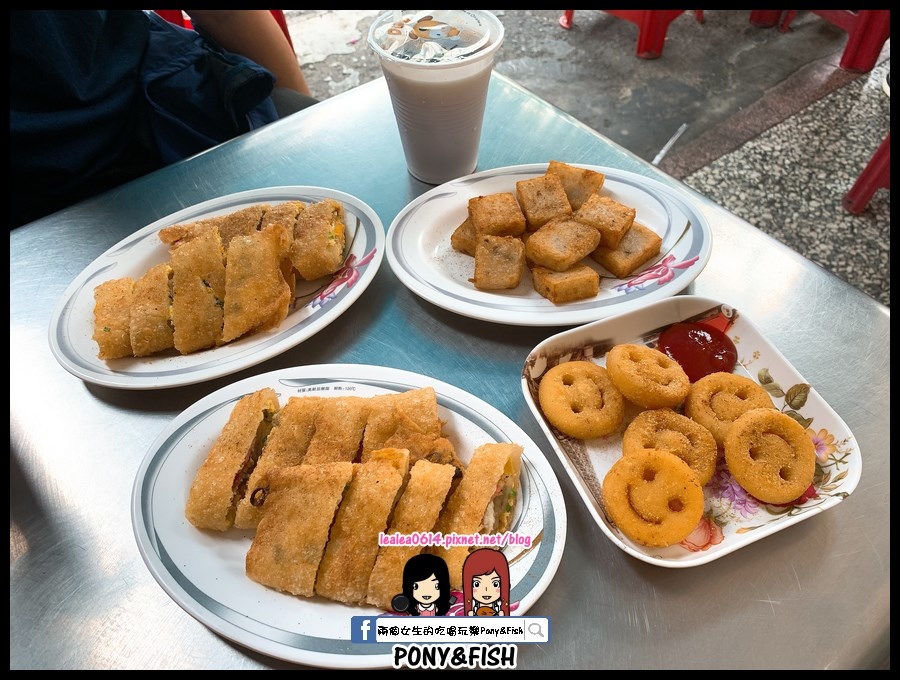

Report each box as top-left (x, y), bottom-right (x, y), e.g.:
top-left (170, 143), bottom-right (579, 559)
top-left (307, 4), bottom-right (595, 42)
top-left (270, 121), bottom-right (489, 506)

top-left (367, 10), bottom-right (505, 185)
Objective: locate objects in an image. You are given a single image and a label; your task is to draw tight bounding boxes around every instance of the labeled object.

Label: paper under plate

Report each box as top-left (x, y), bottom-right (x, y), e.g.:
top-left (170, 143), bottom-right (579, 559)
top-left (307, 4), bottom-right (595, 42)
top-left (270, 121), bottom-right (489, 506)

top-left (49, 187), bottom-right (384, 390)
top-left (521, 296), bottom-right (861, 567)
top-left (132, 364), bottom-right (567, 668)
top-left (386, 163), bottom-right (712, 326)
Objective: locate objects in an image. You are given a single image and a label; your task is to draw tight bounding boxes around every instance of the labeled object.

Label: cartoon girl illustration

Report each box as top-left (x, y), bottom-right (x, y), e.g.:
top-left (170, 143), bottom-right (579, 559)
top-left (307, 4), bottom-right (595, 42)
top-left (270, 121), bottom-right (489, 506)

top-left (463, 548), bottom-right (510, 617)
top-left (398, 553), bottom-right (453, 617)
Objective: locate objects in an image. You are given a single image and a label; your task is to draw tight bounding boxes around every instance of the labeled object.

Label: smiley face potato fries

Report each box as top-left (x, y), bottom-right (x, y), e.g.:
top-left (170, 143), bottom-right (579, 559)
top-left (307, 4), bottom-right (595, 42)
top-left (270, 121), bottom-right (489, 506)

top-left (534, 331), bottom-right (816, 548)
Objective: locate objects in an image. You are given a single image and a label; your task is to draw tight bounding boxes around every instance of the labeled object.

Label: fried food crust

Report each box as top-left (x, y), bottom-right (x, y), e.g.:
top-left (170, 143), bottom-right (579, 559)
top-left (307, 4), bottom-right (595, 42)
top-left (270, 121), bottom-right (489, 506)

top-left (724, 408), bottom-right (816, 504)
top-left (602, 448), bottom-right (704, 547)
top-left (605, 343), bottom-right (690, 410)
top-left (538, 360), bottom-right (625, 439)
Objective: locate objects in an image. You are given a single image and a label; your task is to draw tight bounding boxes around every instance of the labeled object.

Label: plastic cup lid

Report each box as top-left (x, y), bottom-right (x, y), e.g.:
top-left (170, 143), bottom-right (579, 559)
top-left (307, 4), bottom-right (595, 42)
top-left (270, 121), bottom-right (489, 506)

top-left (369, 10), bottom-right (501, 63)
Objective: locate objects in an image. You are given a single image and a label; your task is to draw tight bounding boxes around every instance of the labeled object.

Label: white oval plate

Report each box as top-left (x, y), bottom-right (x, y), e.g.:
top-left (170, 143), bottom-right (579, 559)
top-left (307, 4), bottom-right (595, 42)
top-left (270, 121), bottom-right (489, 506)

top-left (521, 296), bottom-right (861, 567)
top-left (386, 163), bottom-right (712, 326)
top-left (132, 364), bottom-right (567, 669)
top-left (49, 187), bottom-right (384, 390)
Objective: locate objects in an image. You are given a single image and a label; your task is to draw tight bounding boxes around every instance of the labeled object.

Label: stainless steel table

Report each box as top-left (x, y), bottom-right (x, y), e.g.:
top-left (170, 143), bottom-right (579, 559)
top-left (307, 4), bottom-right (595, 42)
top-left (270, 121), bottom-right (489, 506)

top-left (10, 73), bottom-right (890, 670)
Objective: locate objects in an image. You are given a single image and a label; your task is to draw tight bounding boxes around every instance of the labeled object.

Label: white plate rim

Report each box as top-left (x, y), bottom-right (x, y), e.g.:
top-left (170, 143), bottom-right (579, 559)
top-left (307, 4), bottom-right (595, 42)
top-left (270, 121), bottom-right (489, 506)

top-left (48, 187), bottom-right (385, 390)
top-left (132, 363), bottom-right (567, 668)
top-left (520, 295), bottom-right (862, 568)
top-left (385, 163), bottom-right (712, 326)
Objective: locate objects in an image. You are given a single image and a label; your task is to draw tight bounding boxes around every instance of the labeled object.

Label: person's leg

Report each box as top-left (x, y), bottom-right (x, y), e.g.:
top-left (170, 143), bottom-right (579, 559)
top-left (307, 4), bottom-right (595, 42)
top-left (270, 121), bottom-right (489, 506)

top-left (270, 87), bottom-right (319, 118)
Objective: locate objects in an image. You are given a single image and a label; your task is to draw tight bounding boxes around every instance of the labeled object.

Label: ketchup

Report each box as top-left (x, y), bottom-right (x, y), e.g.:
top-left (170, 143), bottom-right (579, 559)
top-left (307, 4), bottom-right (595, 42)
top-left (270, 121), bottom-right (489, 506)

top-left (657, 321), bottom-right (737, 382)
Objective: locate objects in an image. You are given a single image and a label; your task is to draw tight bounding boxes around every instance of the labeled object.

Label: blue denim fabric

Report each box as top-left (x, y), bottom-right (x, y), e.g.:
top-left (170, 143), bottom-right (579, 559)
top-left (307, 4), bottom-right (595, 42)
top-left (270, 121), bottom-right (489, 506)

top-left (142, 11), bottom-right (278, 164)
top-left (10, 10), bottom-right (279, 226)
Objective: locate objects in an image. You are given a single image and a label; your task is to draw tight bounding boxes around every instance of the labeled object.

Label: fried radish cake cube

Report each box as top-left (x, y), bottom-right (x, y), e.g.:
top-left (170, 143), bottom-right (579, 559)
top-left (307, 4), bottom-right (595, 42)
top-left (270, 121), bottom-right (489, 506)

top-left (574, 194), bottom-right (636, 249)
top-left (590, 221), bottom-right (662, 279)
top-left (470, 234), bottom-right (526, 290)
top-left (515, 173), bottom-right (572, 231)
top-left (531, 263), bottom-right (600, 303)
top-left (468, 192), bottom-right (526, 237)
top-left (546, 160), bottom-right (606, 210)
top-left (524, 215), bottom-right (601, 272)
top-left (450, 216), bottom-right (477, 256)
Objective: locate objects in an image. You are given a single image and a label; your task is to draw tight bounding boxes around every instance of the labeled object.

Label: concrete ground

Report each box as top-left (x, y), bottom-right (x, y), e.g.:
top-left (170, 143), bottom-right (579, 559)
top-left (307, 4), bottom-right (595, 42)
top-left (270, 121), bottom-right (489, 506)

top-left (285, 10), bottom-right (890, 307)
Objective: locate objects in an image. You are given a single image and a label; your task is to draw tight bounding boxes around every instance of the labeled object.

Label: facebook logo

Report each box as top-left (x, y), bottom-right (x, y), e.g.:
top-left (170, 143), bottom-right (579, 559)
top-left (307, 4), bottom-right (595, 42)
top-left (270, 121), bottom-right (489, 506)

top-left (351, 616), bottom-right (379, 643)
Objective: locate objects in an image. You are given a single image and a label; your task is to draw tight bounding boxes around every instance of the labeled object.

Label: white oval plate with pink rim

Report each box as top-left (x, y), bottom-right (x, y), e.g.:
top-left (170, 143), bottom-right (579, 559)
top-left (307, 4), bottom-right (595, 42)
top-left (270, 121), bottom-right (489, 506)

top-left (520, 295), bottom-right (861, 567)
top-left (386, 163), bottom-right (712, 326)
top-left (132, 364), bottom-right (566, 668)
top-left (49, 187), bottom-right (384, 390)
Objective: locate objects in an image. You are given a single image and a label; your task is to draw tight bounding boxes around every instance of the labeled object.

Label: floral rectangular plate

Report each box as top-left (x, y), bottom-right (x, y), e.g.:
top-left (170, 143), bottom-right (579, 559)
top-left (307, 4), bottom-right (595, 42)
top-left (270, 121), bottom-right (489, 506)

top-left (520, 295), bottom-right (861, 567)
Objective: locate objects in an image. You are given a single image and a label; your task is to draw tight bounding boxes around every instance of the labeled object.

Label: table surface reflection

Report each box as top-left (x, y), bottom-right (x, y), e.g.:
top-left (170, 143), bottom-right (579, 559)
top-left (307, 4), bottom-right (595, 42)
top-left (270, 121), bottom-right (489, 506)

top-left (10, 73), bottom-right (889, 670)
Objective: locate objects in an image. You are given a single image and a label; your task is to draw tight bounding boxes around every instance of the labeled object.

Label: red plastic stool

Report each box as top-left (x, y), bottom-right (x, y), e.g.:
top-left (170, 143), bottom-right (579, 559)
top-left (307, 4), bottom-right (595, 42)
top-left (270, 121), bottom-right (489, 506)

top-left (559, 10), bottom-right (705, 59)
top-left (842, 133), bottom-right (890, 215)
top-left (748, 10), bottom-right (784, 28)
top-left (778, 10), bottom-right (890, 73)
